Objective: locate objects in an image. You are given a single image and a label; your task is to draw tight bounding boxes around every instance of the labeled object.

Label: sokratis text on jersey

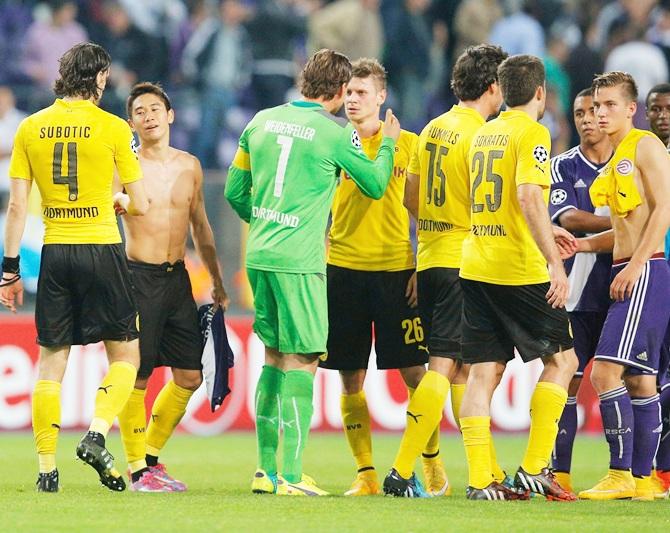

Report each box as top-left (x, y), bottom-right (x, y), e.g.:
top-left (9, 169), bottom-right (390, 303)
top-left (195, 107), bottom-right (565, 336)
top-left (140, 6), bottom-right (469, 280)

top-left (40, 125), bottom-right (91, 139)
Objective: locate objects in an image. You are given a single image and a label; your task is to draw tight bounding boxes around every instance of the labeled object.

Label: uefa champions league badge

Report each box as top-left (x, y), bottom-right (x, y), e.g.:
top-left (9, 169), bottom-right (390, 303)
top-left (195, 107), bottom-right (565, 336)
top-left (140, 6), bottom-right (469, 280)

top-left (551, 189), bottom-right (568, 205)
top-left (532, 145), bottom-right (549, 164)
top-left (616, 158), bottom-right (633, 175)
top-left (351, 130), bottom-right (362, 149)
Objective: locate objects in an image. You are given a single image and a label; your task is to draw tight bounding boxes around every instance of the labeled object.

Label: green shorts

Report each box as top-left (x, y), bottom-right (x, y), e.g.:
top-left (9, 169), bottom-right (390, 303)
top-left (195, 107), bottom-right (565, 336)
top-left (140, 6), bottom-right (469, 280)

top-left (247, 268), bottom-right (328, 355)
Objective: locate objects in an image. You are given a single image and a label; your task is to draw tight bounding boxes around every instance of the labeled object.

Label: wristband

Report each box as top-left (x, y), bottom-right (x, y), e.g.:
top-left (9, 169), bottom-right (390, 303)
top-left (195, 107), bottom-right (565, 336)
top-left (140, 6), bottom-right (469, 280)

top-left (0, 273), bottom-right (21, 287)
top-left (2, 255), bottom-right (20, 274)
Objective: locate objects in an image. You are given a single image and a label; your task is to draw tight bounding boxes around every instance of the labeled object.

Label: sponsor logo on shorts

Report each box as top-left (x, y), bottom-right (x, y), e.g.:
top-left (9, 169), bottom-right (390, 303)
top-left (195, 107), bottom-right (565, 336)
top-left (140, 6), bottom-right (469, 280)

top-left (616, 158), bottom-right (633, 175)
top-left (636, 351), bottom-right (648, 362)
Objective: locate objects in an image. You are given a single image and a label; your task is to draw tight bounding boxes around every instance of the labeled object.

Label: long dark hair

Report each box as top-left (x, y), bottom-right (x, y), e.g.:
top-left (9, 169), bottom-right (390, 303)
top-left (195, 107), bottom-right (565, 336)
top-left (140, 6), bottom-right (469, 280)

top-left (53, 42), bottom-right (111, 100)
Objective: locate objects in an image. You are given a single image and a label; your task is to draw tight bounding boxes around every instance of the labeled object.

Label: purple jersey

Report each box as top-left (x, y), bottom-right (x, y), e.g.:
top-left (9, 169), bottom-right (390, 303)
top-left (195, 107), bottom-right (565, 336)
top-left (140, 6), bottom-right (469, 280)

top-left (549, 146), bottom-right (612, 313)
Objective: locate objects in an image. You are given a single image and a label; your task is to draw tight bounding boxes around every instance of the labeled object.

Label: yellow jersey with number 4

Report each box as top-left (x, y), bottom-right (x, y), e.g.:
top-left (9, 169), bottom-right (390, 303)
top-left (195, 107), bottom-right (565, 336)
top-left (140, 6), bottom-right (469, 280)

top-left (9, 99), bottom-right (142, 245)
top-left (328, 124), bottom-right (416, 271)
top-left (460, 109), bottom-right (552, 285)
top-left (409, 105), bottom-right (485, 270)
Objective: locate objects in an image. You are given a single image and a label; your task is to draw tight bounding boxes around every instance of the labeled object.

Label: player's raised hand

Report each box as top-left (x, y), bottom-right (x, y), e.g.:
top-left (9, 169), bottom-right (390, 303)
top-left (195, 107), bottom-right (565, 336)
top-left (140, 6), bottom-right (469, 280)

top-left (0, 274), bottom-right (24, 313)
top-left (546, 261), bottom-right (569, 308)
top-left (405, 271), bottom-right (418, 308)
top-left (610, 261), bottom-right (643, 301)
top-left (382, 108), bottom-right (401, 142)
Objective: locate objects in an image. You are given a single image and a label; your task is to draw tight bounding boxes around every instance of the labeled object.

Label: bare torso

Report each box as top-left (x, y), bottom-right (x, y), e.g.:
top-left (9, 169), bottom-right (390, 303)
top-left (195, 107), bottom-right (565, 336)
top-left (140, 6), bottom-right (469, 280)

top-left (122, 147), bottom-right (197, 263)
top-left (611, 163), bottom-right (662, 261)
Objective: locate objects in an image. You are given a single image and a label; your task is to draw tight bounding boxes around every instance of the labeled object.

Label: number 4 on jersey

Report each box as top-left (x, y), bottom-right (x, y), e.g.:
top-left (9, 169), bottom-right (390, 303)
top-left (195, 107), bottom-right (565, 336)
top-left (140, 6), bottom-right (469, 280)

top-left (52, 141), bottom-right (79, 201)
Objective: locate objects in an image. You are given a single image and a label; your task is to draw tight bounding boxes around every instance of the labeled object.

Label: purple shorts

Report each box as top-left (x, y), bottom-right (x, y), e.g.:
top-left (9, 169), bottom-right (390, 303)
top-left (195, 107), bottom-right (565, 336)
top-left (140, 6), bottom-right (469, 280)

top-left (594, 254), bottom-right (670, 375)
top-left (569, 311), bottom-right (608, 377)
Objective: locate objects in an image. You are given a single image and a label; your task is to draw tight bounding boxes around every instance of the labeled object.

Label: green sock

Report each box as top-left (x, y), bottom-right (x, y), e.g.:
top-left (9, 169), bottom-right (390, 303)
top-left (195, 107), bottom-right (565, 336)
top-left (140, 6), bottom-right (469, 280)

top-left (255, 365), bottom-right (285, 476)
top-left (281, 370), bottom-right (314, 483)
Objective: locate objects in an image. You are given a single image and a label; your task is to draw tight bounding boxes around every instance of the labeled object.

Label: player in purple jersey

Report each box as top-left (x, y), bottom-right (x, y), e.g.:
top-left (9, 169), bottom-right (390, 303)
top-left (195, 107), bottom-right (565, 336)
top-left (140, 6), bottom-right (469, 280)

top-left (548, 88), bottom-right (613, 492)
top-left (646, 84), bottom-right (670, 493)
top-left (562, 72), bottom-right (670, 501)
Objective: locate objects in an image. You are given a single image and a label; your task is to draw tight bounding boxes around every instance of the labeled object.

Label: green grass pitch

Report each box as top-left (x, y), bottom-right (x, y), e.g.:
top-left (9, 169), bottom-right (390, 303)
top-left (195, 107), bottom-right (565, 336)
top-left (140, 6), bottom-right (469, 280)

top-left (1, 432), bottom-right (669, 532)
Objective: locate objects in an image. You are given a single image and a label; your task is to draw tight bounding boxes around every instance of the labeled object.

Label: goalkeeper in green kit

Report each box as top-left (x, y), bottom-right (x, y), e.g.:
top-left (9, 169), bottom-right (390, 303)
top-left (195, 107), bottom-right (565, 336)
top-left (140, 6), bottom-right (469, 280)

top-left (225, 49), bottom-right (401, 496)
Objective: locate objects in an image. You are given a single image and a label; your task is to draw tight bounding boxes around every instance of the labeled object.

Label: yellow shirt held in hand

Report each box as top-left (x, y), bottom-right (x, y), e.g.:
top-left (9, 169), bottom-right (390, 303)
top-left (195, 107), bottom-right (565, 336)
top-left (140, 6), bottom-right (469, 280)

top-left (9, 99), bottom-right (142, 245)
top-left (328, 123), bottom-right (416, 271)
top-left (410, 105), bottom-right (485, 271)
top-left (460, 109), bottom-right (552, 286)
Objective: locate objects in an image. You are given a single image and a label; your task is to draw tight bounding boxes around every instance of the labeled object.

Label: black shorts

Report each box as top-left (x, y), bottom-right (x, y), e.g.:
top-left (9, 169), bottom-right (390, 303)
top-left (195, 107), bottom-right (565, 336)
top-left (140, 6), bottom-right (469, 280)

top-left (321, 265), bottom-right (428, 371)
top-left (35, 244), bottom-right (138, 347)
top-left (417, 267), bottom-right (462, 359)
top-left (460, 278), bottom-right (573, 364)
top-left (129, 260), bottom-right (202, 379)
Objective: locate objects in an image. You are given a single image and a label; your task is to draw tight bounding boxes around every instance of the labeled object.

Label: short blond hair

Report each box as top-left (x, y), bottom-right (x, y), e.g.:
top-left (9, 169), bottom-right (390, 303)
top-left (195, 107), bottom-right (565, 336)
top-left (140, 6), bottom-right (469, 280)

top-left (592, 71), bottom-right (638, 102)
top-left (351, 58), bottom-right (387, 90)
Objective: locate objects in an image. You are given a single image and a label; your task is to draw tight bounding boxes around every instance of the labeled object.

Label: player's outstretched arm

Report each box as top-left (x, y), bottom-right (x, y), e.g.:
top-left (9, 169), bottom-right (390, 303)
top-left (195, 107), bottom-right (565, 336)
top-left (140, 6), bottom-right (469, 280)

top-left (518, 183), bottom-right (569, 308)
top-left (224, 147), bottom-right (252, 222)
top-left (115, 179), bottom-right (150, 216)
top-left (1, 178), bottom-right (31, 312)
top-left (558, 209), bottom-right (612, 234)
top-left (610, 136), bottom-right (670, 301)
top-left (337, 109), bottom-right (400, 200)
top-left (190, 157), bottom-right (229, 310)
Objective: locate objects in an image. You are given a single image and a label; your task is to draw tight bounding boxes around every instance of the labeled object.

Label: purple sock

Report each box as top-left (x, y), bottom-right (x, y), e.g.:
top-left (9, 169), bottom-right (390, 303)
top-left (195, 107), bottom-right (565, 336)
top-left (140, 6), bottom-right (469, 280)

top-left (631, 395), bottom-right (661, 477)
top-left (657, 387), bottom-right (670, 471)
top-left (552, 396), bottom-right (577, 473)
top-left (599, 386), bottom-right (634, 471)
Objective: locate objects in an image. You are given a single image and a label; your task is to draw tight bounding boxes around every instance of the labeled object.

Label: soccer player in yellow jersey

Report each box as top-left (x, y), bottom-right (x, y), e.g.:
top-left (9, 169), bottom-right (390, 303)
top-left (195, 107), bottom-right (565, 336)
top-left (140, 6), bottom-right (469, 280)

top-left (0, 43), bottom-right (150, 492)
top-left (115, 83), bottom-right (228, 493)
top-left (322, 58), bottom-right (440, 497)
top-left (458, 55), bottom-right (578, 501)
top-left (383, 44), bottom-right (509, 498)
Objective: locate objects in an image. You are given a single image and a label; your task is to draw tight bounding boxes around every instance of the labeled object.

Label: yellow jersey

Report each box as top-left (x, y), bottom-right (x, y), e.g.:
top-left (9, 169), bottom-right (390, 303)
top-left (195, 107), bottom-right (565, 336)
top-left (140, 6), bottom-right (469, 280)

top-left (328, 124), bottom-right (416, 271)
top-left (409, 105), bottom-right (485, 270)
top-left (460, 109), bottom-right (552, 285)
top-left (9, 99), bottom-right (142, 245)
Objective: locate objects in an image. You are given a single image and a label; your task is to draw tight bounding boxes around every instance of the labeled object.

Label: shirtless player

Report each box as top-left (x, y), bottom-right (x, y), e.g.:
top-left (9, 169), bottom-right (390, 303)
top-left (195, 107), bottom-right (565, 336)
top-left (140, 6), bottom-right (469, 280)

top-left (115, 82), bottom-right (228, 492)
top-left (562, 72), bottom-right (670, 501)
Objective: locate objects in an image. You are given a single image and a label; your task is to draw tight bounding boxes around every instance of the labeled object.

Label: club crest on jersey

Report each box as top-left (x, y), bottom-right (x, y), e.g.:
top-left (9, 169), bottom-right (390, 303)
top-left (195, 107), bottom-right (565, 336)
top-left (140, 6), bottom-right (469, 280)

top-left (351, 130), bottom-right (362, 149)
top-left (533, 145), bottom-right (549, 164)
top-left (616, 158), bottom-right (633, 175)
top-left (551, 189), bottom-right (567, 205)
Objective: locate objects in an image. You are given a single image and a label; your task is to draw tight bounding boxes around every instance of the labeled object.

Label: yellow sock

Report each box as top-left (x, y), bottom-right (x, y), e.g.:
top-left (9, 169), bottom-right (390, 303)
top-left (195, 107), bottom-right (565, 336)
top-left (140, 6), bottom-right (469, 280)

top-left (393, 371), bottom-right (449, 479)
top-left (490, 436), bottom-right (506, 482)
top-left (90, 361), bottom-right (137, 437)
top-left (33, 380), bottom-right (61, 473)
top-left (461, 416), bottom-right (492, 489)
top-left (521, 381), bottom-right (568, 475)
top-left (340, 391), bottom-right (373, 471)
top-left (450, 383), bottom-right (466, 429)
top-left (146, 380), bottom-right (194, 457)
top-left (408, 386), bottom-right (441, 458)
top-left (118, 388), bottom-right (148, 472)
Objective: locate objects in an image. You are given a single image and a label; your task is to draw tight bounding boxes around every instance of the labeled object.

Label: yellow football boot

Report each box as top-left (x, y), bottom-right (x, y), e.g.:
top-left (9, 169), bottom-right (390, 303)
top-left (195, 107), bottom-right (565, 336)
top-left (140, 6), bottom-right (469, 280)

top-left (578, 469), bottom-right (635, 500)
top-left (553, 471), bottom-right (573, 494)
top-left (284, 474), bottom-right (329, 496)
top-left (251, 469), bottom-right (280, 494)
top-left (632, 475), bottom-right (654, 501)
top-left (651, 471), bottom-right (670, 499)
top-left (344, 470), bottom-right (381, 496)
top-left (422, 456), bottom-right (451, 496)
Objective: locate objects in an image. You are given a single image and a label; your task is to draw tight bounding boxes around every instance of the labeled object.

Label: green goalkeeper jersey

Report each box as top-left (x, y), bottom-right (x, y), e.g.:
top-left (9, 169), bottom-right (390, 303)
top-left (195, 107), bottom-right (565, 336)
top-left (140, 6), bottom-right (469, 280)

top-left (225, 101), bottom-right (396, 274)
